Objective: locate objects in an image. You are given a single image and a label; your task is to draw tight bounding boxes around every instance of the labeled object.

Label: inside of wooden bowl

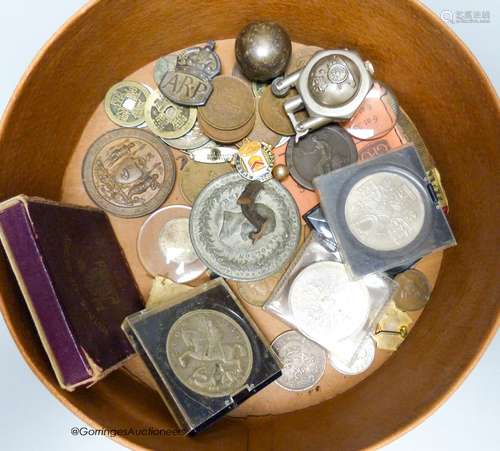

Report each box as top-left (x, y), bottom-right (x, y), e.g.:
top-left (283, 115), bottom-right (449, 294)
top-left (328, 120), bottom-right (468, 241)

top-left (0, 0), bottom-right (498, 449)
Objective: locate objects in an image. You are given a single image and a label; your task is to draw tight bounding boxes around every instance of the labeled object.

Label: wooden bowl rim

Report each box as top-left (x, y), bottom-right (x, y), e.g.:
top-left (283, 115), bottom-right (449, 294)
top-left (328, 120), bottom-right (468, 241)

top-left (0, 1), bottom-right (498, 449)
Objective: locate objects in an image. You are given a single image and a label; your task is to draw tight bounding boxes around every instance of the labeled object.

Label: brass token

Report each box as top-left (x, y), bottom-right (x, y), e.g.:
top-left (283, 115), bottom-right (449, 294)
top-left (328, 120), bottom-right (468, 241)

top-left (234, 271), bottom-right (283, 307)
top-left (259, 86), bottom-right (306, 136)
top-left (199, 76), bottom-right (255, 131)
top-left (144, 89), bottom-right (196, 139)
top-left (82, 128), bottom-right (176, 218)
top-left (180, 160), bottom-right (233, 204)
top-left (104, 81), bottom-right (150, 128)
top-left (199, 113), bottom-right (256, 144)
top-left (393, 269), bottom-right (431, 311)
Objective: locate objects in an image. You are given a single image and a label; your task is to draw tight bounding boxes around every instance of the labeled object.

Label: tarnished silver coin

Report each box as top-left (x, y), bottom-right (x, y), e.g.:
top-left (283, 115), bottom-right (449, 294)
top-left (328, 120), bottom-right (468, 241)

top-left (82, 129), bottom-right (176, 218)
top-left (190, 172), bottom-right (301, 281)
top-left (289, 261), bottom-right (370, 344)
top-left (104, 81), bottom-right (150, 128)
top-left (159, 70), bottom-right (213, 106)
top-left (144, 90), bottom-right (197, 139)
top-left (286, 125), bottom-right (357, 190)
top-left (153, 53), bottom-right (178, 86)
top-left (271, 330), bottom-right (326, 392)
top-left (176, 41), bottom-right (221, 80)
top-left (166, 309), bottom-right (253, 398)
top-left (162, 121), bottom-right (210, 151)
top-left (344, 172), bottom-right (426, 251)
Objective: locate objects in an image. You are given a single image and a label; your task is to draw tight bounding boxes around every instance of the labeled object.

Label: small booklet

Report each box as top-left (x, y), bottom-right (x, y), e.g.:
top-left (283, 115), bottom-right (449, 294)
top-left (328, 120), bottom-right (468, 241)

top-left (0, 196), bottom-right (143, 391)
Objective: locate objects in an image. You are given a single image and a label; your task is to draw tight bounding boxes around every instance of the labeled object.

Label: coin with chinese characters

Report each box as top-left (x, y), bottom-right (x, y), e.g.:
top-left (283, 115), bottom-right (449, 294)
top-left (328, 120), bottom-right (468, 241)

top-left (271, 330), bottom-right (326, 391)
top-left (180, 160), bottom-right (233, 204)
top-left (162, 121), bottom-right (210, 151)
top-left (393, 269), bottom-right (431, 311)
top-left (104, 81), bottom-right (150, 128)
top-left (144, 90), bottom-right (196, 139)
top-left (344, 172), bottom-right (426, 252)
top-left (166, 309), bottom-right (253, 398)
top-left (190, 172), bottom-right (301, 281)
top-left (153, 53), bottom-right (178, 86)
top-left (82, 129), bottom-right (176, 218)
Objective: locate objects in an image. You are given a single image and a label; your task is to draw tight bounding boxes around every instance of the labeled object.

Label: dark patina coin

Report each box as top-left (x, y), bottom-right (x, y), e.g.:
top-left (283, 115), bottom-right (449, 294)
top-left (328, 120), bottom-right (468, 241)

top-left (286, 125), bottom-right (357, 190)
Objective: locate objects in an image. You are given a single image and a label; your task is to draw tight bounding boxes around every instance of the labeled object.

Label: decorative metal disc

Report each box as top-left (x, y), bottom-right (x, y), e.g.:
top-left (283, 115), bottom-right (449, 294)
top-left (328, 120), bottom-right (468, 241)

top-left (82, 129), bottom-right (176, 218)
top-left (189, 172), bottom-right (301, 281)
top-left (166, 309), bottom-right (253, 398)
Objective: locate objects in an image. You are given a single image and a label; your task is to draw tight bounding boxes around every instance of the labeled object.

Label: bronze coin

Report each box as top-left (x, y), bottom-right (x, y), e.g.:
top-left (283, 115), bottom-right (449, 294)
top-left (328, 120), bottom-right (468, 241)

top-left (198, 75), bottom-right (255, 131)
top-left (180, 160), bottom-right (234, 204)
top-left (393, 269), bottom-right (431, 311)
top-left (237, 103), bottom-right (282, 147)
top-left (199, 113), bottom-right (256, 144)
top-left (259, 86), bottom-right (306, 136)
top-left (82, 128), bottom-right (176, 218)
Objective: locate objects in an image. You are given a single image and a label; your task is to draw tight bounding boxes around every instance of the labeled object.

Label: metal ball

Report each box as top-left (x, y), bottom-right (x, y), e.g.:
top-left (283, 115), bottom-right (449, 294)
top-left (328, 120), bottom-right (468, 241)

top-left (272, 164), bottom-right (289, 181)
top-left (235, 21), bottom-right (292, 82)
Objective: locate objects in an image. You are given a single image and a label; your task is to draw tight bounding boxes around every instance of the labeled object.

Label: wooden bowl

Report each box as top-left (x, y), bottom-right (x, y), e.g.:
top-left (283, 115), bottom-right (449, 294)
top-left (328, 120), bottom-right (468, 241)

top-left (0, 1), bottom-right (498, 449)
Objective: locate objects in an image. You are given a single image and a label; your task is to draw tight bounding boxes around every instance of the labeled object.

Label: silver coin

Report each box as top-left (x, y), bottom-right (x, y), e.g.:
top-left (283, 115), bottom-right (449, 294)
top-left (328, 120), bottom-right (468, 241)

top-left (329, 335), bottom-right (376, 376)
top-left (153, 53), bottom-right (178, 86)
top-left (190, 172), bottom-right (301, 281)
top-left (289, 261), bottom-right (370, 344)
top-left (344, 171), bottom-right (426, 251)
top-left (82, 129), bottom-right (176, 218)
top-left (272, 330), bottom-right (326, 391)
top-left (286, 125), bottom-right (357, 190)
top-left (162, 121), bottom-right (210, 150)
top-left (159, 217), bottom-right (198, 265)
top-left (166, 309), bottom-right (253, 398)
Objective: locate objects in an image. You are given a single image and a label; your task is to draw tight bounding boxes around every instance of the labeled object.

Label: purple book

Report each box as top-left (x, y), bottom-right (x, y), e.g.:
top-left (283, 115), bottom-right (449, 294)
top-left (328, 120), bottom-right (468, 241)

top-left (0, 196), bottom-right (143, 390)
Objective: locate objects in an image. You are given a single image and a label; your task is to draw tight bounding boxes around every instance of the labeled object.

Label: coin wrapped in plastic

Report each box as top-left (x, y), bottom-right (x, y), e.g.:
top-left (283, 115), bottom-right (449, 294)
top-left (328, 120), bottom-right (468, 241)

top-left (122, 278), bottom-right (282, 435)
top-left (235, 21), bottom-right (292, 82)
top-left (264, 232), bottom-right (395, 363)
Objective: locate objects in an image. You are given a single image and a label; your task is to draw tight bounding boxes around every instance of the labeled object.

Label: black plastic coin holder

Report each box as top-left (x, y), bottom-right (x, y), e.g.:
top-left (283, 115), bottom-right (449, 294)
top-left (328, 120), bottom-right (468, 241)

top-left (122, 278), bottom-right (281, 435)
top-left (314, 145), bottom-right (456, 279)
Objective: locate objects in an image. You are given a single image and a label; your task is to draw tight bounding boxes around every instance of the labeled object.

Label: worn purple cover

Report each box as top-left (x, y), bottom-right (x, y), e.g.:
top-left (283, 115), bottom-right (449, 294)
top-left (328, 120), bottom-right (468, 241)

top-left (0, 197), bottom-right (144, 389)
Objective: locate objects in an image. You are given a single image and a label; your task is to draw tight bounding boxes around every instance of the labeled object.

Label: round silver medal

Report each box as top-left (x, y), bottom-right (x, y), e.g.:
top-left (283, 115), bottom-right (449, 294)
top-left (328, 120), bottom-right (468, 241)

top-left (344, 171), bottom-right (426, 251)
top-left (162, 121), bottom-right (210, 151)
top-left (166, 309), bottom-right (253, 398)
top-left (272, 330), bottom-right (326, 391)
top-left (189, 173), bottom-right (301, 281)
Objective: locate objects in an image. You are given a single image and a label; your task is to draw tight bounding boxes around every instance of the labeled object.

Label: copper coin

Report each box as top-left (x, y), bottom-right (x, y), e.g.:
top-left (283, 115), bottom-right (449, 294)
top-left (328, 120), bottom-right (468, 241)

top-left (393, 269), bottom-right (431, 311)
top-left (238, 103), bottom-right (282, 147)
top-left (286, 125), bottom-right (357, 190)
top-left (234, 271), bottom-right (284, 307)
top-left (342, 81), bottom-right (399, 141)
top-left (285, 45), bottom-right (323, 75)
top-left (180, 160), bottom-right (234, 204)
top-left (199, 112), bottom-right (256, 144)
top-left (82, 129), bottom-right (176, 218)
top-left (274, 144), bottom-right (319, 216)
top-left (198, 75), bottom-right (255, 130)
top-left (259, 86), bottom-right (306, 136)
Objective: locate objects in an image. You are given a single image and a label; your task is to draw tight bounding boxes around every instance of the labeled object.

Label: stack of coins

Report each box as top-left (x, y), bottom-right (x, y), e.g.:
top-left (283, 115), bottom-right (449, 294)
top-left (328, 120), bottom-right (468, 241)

top-left (198, 76), bottom-right (256, 143)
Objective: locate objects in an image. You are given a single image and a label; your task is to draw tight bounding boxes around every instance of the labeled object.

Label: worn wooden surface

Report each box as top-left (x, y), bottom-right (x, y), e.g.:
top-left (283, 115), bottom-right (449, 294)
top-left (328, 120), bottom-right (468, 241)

top-left (0, 0), bottom-right (498, 450)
